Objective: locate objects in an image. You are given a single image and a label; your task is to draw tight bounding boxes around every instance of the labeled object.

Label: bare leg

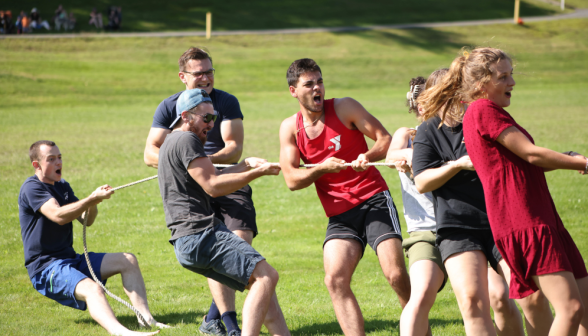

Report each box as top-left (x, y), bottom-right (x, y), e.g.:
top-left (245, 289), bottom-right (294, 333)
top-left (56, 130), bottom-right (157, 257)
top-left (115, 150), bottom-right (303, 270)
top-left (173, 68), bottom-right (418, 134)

top-left (445, 250), bottom-right (496, 336)
top-left (240, 260), bottom-right (280, 336)
top-left (496, 260), bottom-right (553, 336)
top-left (100, 253), bottom-right (169, 329)
top-left (323, 239), bottom-right (364, 336)
top-left (532, 272), bottom-right (584, 336)
top-left (400, 259), bottom-right (444, 336)
top-left (74, 278), bottom-right (160, 336)
top-left (488, 261), bottom-right (524, 336)
top-left (376, 238), bottom-right (411, 308)
top-left (263, 293), bottom-right (291, 336)
top-left (576, 276), bottom-right (588, 336)
top-left (516, 290), bottom-right (552, 336)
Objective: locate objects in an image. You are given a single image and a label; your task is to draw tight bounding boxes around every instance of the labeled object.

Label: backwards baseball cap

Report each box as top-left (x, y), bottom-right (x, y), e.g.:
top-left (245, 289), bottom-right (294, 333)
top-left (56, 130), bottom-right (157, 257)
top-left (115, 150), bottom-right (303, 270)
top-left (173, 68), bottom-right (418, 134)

top-left (170, 89), bottom-right (213, 128)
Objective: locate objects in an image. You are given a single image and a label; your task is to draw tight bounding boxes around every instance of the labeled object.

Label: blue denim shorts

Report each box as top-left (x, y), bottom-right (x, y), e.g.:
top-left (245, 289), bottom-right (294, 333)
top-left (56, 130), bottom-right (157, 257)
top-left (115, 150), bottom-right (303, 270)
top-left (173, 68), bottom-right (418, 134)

top-left (31, 252), bottom-right (106, 311)
top-left (173, 224), bottom-right (265, 292)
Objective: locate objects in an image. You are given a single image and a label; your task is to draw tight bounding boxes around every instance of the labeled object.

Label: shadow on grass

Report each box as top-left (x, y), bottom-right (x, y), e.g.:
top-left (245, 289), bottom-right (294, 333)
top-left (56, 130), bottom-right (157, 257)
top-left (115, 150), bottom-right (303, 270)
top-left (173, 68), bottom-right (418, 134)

top-left (339, 28), bottom-right (466, 52)
top-left (74, 309), bottom-right (208, 329)
top-left (291, 317), bottom-right (464, 334)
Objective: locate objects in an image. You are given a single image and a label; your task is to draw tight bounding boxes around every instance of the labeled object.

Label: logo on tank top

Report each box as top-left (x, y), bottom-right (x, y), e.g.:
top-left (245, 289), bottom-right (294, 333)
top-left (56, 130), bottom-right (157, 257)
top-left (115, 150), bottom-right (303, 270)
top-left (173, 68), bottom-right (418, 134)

top-left (64, 192), bottom-right (68, 201)
top-left (328, 135), bottom-right (341, 151)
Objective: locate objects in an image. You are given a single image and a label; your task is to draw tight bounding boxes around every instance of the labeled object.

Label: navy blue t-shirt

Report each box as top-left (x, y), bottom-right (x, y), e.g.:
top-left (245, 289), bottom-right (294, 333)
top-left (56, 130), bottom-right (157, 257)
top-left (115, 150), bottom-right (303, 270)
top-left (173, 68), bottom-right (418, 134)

top-left (152, 88), bottom-right (243, 156)
top-left (18, 175), bottom-right (79, 278)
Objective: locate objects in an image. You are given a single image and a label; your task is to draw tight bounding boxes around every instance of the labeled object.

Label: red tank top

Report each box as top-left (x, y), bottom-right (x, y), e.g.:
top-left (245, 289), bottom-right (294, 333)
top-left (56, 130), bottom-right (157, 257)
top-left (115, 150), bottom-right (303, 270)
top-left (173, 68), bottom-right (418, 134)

top-left (296, 98), bottom-right (387, 217)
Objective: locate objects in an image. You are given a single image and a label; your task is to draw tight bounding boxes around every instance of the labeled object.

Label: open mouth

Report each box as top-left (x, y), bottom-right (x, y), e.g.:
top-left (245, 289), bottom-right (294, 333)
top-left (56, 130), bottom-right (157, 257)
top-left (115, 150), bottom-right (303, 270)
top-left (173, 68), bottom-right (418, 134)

top-left (313, 94), bottom-right (321, 104)
top-left (198, 83), bottom-right (210, 89)
top-left (56, 169), bottom-right (62, 175)
top-left (505, 92), bottom-right (512, 98)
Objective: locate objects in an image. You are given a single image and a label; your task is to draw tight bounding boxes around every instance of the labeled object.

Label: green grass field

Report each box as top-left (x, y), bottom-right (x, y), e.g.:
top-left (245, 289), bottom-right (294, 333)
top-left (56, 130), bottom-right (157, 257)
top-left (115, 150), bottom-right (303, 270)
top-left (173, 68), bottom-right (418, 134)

top-left (1, 0), bottom-right (587, 33)
top-left (1, 18), bottom-right (588, 335)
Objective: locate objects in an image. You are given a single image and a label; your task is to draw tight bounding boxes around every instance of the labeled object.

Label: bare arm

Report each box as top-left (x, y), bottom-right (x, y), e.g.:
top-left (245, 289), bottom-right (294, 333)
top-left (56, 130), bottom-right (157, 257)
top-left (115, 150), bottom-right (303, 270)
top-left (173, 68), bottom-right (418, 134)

top-left (39, 185), bottom-right (114, 226)
top-left (335, 98), bottom-right (392, 171)
top-left (497, 126), bottom-right (587, 173)
top-left (414, 156), bottom-right (475, 193)
top-left (385, 127), bottom-right (413, 173)
top-left (188, 157), bottom-right (280, 198)
top-left (279, 116), bottom-right (347, 191)
top-left (144, 127), bottom-right (171, 168)
top-left (207, 119), bottom-right (244, 164)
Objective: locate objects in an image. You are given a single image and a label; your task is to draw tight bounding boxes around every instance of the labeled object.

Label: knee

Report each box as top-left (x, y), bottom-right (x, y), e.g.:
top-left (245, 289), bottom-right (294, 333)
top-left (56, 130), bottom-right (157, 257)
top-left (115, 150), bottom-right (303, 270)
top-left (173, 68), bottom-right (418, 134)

top-left (324, 273), bottom-right (351, 294)
top-left (488, 286), bottom-right (511, 314)
top-left (254, 261), bottom-right (279, 287)
top-left (122, 252), bottom-right (138, 265)
top-left (458, 293), bottom-right (490, 318)
top-left (85, 281), bottom-right (106, 299)
top-left (384, 267), bottom-right (410, 290)
top-left (563, 299), bottom-right (584, 325)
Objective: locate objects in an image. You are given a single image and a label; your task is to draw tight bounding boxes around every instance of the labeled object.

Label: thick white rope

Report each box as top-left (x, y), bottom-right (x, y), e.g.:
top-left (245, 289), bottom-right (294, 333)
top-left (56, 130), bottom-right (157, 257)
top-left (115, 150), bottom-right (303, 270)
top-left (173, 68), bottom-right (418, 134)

top-left (80, 160), bottom-right (399, 324)
top-left (81, 176), bottom-right (160, 327)
top-left (214, 162), bottom-right (398, 168)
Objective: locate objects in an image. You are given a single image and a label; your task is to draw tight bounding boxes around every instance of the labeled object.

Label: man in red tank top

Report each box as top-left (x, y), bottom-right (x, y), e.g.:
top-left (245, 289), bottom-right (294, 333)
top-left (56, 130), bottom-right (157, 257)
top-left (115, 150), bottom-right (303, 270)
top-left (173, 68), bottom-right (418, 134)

top-left (279, 58), bottom-right (410, 335)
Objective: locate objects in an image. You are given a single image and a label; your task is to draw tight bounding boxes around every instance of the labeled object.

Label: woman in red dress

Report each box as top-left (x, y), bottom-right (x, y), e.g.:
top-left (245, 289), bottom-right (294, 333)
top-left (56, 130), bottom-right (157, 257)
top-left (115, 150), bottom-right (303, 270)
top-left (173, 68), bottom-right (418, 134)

top-left (420, 46), bottom-right (588, 336)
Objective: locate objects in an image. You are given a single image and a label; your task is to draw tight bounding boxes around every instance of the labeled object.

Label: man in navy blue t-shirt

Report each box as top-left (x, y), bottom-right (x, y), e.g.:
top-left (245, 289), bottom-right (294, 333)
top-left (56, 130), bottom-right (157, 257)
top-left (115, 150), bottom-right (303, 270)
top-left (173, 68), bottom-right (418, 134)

top-left (18, 140), bottom-right (167, 335)
top-left (144, 47), bottom-right (257, 335)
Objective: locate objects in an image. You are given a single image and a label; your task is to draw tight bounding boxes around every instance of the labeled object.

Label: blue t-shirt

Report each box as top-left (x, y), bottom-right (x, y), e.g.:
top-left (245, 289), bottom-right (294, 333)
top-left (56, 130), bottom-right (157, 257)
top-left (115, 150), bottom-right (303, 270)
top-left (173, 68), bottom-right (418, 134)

top-left (152, 88), bottom-right (243, 157)
top-left (18, 175), bottom-right (79, 278)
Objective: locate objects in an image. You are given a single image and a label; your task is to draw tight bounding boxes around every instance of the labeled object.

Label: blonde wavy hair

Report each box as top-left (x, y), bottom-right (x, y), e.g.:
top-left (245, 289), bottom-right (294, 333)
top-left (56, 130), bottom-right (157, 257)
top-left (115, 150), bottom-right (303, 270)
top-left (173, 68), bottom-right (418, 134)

top-left (417, 47), bottom-right (512, 124)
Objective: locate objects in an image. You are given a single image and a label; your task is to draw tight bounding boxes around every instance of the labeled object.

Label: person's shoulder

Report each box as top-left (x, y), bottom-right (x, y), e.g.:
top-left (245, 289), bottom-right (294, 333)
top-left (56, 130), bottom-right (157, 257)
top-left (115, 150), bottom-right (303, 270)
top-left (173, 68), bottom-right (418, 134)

top-left (157, 91), bottom-right (182, 108)
top-left (211, 88), bottom-right (238, 102)
top-left (279, 113), bottom-right (300, 139)
top-left (20, 175), bottom-right (43, 190)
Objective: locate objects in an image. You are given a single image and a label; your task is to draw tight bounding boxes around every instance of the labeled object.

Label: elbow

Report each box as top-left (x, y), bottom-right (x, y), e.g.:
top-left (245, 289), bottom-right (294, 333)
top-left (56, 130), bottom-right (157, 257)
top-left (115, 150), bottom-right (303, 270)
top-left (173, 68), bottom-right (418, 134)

top-left (527, 155), bottom-right (542, 166)
top-left (143, 153), bottom-right (156, 168)
top-left (414, 179), bottom-right (427, 194)
top-left (285, 179), bottom-right (303, 191)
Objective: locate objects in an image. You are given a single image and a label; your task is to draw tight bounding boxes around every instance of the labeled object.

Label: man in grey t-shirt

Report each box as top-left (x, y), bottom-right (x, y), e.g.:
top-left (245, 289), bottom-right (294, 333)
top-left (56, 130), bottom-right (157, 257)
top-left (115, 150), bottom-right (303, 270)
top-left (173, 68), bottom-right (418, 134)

top-left (158, 89), bottom-right (290, 336)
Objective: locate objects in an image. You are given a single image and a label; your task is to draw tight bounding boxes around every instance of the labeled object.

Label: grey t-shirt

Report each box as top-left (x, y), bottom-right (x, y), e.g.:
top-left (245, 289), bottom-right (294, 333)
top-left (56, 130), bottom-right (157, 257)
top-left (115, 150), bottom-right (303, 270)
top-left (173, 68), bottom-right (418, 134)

top-left (158, 131), bottom-right (222, 242)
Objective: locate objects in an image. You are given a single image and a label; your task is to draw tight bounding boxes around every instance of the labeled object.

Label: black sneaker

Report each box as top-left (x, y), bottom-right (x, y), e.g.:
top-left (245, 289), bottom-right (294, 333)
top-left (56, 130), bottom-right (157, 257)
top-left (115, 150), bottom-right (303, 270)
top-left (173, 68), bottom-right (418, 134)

top-left (199, 316), bottom-right (227, 335)
top-left (228, 330), bottom-right (241, 336)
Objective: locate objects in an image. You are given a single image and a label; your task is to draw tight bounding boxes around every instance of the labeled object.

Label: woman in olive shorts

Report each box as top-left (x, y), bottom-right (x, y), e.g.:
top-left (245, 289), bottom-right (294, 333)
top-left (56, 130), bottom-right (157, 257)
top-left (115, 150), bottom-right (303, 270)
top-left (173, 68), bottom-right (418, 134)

top-left (386, 71), bottom-right (448, 336)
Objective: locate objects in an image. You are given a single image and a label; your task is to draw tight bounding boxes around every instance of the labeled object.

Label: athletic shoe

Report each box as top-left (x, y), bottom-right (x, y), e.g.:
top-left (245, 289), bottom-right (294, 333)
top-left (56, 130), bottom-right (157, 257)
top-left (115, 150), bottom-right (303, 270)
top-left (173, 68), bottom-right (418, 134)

top-left (228, 330), bottom-right (241, 336)
top-left (199, 316), bottom-right (227, 335)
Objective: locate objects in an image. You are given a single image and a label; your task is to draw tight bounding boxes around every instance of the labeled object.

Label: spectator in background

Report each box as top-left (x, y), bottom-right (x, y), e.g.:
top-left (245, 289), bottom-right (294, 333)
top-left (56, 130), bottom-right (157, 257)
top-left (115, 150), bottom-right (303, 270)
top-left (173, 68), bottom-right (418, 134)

top-left (106, 6), bottom-right (120, 31)
top-left (54, 5), bottom-right (68, 31)
top-left (16, 10), bottom-right (30, 34)
top-left (30, 8), bottom-right (51, 30)
top-left (2, 10), bottom-right (14, 34)
top-left (88, 8), bottom-right (102, 29)
top-left (67, 12), bottom-right (75, 31)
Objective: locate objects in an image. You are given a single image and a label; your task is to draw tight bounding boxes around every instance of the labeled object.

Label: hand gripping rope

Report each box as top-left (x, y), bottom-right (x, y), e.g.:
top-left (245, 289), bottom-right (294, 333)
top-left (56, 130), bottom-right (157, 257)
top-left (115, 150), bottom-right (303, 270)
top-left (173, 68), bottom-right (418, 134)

top-left (80, 161), bottom-right (400, 323)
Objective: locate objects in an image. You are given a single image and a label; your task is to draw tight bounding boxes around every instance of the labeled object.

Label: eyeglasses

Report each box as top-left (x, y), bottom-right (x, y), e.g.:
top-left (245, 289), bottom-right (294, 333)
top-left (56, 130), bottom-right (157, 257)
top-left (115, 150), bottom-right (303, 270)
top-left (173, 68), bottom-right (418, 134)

top-left (190, 112), bottom-right (217, 123)
top-left (183, 68), bottom-right (215, 79)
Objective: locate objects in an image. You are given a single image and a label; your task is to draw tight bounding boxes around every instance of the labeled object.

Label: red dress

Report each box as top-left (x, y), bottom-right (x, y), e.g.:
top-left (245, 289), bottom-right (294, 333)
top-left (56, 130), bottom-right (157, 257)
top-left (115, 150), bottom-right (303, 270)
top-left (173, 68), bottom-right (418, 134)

top-left (296, 98), bottom-right (387, 217)
top-left (463, 99), bottom-right (587, 299)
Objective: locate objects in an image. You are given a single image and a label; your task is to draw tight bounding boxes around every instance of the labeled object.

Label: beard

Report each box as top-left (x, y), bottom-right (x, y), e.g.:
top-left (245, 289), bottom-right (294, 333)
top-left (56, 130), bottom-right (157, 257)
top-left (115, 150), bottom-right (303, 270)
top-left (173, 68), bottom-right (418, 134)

top-left (300, 98), bottom-right (323, 113)
top-left (188, 120), bottom-right (208, 144)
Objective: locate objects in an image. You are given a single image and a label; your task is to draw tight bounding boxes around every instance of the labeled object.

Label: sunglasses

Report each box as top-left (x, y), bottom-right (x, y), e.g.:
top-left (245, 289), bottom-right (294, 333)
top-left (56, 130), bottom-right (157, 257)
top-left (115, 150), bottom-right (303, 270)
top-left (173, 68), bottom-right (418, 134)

top-left (191, 112), bottom-right (217, 123)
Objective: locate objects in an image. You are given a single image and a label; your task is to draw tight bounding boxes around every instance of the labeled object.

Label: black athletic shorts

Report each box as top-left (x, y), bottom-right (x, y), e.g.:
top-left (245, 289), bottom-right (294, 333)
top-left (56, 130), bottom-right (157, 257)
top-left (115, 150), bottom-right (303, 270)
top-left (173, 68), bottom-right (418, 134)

top-left (324, 190), bottom-right (402, 255)
top-left (211, 184), bottom-right (257, 237)
top-left (436, 228), bottom-right (503, 272)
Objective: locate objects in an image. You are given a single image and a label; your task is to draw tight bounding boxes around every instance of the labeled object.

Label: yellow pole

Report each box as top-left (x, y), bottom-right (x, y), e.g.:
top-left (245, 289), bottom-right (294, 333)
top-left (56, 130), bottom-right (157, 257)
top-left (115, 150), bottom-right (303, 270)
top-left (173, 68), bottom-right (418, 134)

top-left (514, 0), bottom-right (520, 23)
top-left (206, 12), bottom-right (212, 39)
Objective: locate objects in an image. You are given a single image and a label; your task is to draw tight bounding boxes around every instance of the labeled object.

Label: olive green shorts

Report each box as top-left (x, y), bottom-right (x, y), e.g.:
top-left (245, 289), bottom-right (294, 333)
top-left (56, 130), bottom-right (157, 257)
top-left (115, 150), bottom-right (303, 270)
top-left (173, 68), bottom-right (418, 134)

top-left (402, 230), bottom-right (448, 292)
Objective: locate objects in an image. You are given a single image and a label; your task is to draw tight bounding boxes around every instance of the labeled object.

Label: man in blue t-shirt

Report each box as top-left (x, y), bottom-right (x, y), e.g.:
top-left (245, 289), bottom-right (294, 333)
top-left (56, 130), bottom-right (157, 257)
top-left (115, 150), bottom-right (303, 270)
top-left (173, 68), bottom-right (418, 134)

top-left (18, 140), bottom-right (167, 336)
top-left (144, 47), bottom-right (257, 335)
